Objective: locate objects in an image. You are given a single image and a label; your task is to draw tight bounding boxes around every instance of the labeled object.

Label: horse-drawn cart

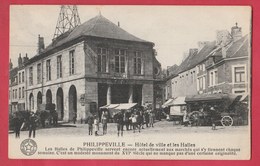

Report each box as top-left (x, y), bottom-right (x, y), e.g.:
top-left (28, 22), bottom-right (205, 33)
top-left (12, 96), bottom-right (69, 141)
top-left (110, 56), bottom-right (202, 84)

top-left (185, 93), bottom-right (248, 127)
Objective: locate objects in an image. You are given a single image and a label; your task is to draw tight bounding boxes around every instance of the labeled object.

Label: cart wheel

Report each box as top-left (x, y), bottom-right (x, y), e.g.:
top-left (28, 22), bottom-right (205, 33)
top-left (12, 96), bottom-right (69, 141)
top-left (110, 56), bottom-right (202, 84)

top-left (221, 116), bottom-right (233, 126)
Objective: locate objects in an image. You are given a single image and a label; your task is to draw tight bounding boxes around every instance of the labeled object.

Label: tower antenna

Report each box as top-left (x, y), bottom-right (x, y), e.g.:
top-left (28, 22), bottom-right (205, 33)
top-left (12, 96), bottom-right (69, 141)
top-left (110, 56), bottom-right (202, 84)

top-left (53, 5), bottom-right (81, 40)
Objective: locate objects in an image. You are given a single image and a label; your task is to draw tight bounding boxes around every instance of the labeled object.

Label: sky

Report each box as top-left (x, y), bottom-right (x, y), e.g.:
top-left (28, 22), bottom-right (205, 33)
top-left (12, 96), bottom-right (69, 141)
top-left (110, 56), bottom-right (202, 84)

top-left (10, 5), bottom-right (251, 69)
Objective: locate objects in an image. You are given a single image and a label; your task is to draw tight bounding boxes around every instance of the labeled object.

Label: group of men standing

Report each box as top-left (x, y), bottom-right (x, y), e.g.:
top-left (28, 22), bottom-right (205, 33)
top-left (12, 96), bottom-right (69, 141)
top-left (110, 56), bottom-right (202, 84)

top-left (86, 108), bottom-right (156, 137)
top-left (12, 111), bottom-right (38, 139)
top-left (115, 109), bottom-right (156, 137)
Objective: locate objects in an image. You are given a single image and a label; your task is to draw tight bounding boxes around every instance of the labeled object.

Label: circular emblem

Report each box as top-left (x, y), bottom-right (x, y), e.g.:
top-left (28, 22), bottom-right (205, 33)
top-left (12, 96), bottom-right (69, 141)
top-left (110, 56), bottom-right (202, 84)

top-left (20, 139), bottom-right (37, 156)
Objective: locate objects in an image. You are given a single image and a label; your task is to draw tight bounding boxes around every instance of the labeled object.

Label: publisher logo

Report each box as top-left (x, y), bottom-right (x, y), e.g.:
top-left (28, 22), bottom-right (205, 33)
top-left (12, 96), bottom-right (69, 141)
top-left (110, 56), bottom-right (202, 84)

top-left (20, 139), bottom-right (37, 156)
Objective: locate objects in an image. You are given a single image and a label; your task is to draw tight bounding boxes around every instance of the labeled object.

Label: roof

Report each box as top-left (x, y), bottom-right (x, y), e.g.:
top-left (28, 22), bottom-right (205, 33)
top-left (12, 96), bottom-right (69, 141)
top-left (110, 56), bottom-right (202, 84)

top-left (177, 42), bottom-right (217, 74)
top-left (46, 15), bottom-right (152, 52)
top-left (167, 64), bottom-right (179, 76)
top-left (226, 35), bottom-right (249, 58)
top-left (27, 15), bottom-right (153, 65)
top-left (9, 67), bottom-right (18, 79)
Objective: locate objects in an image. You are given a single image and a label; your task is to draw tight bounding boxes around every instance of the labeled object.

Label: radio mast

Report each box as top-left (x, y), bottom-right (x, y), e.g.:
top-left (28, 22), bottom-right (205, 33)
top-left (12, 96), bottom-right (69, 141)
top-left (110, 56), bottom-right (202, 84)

top-left (53, 5), bottom-right (81, 40)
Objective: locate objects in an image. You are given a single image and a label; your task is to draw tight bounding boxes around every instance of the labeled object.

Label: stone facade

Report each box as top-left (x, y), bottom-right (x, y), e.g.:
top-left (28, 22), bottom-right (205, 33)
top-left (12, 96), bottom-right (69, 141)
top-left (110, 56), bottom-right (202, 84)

top-left (22, 15), bottom-right (160, 122)
top-left (165, 24), bottom-right (249, 100)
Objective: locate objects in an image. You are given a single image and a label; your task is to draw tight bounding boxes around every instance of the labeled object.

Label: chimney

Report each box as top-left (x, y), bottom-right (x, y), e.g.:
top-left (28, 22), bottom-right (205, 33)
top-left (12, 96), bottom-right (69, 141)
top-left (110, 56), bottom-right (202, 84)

top-left (198, 41), bottom-right (210, 51)
top-left (118, 21), bottom-right (120, 27)
top-left (23, 53), bottom-right (29, 64)
top-left (9, 59), bottom-right (13, 70)
top-left (38, 34), bottom-right (45, 54)
top-left (231, 22), bottom-right (242, 42)
top-left (18, 53), bottom-right (22, 68)
top-left (216, 30), bottom-right (232, 46)
top-left (189, 48), bottom-right (198, 56)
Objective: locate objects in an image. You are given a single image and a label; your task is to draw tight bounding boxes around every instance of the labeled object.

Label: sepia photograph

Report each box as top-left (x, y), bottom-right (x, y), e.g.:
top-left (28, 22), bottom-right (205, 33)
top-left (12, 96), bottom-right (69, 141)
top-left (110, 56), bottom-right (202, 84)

top-left (8, 5), bottom-right (251, 159)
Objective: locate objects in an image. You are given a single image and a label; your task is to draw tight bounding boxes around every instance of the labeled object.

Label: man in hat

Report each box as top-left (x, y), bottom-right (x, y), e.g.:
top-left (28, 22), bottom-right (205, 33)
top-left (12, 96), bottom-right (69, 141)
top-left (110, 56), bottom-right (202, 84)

top-left (115, 111), bottom-right (124, 137)
top-left (29, 112), bottom-right (38, 138)
top-left (86, 114), bottom-right (94, 135)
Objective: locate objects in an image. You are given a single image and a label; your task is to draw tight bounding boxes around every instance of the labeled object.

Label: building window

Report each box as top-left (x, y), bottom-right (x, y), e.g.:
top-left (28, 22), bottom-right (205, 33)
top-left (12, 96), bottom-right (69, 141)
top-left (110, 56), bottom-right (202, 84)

top-left (22, 87), bottom-right (24, 98)
top-left (22, 71), bottom-right (24, 83)
top-left (97, 48), bottom-right (107, 73)
top-left (19, 73), bottom-right (21, 83)
top-left (197, 77), bottom-right (205, 91)
top-left (15, 89), bottom-right (17, 99)
top-left (209, 69), bottom-right (218, 86)
top-left (29, 66), bottom-right (33, 85)
top-left (19, 88), bottom-right (21, 99)
top-left (46, 59), bottom-right (51, 81)
top-left (37, 63), bottom-right (42, 84)
top-left (69, 50), bottom-right (75, 75)
top-left (115, 49), bottom-right (126, 73)
top-left (234, 66), bottom-right (245, 83)
top-left (202, 76), bottom-right (206, 90)
top-left (13, 90), bottom-right (14, 99)
top-left (134, 51), bottom-right (142, 75)
top-left (57, 55), bottom-right (62, 78)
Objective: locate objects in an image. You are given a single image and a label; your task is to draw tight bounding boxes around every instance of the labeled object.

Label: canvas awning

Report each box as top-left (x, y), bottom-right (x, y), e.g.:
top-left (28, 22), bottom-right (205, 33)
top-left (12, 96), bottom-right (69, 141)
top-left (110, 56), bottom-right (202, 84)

top-left (185, 93), bottom-right (239, 103)
top-left (100, 103), bottom-right (137, 117)
top-left (115, 103), bottom-right (137, 110)
top-left (162, 98), bottom-right (174, 108)
top-left (162, 97), bottom-right (186, 108)
top-left (172, 97), bottom-right (186, 105)
top-left (99, 104), bottom-right (119, 109)
top-left (99, 103), bottom-right (137, 110)
top-left (240, 93), bottom-right (249, 102)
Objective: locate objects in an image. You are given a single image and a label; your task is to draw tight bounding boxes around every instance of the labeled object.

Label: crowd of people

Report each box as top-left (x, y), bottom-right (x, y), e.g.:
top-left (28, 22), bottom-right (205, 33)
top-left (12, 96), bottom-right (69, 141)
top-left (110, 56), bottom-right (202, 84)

top-left (11, 109), bottom-right (59, 139)
top-left (86, 108), bottom-right (156, 137)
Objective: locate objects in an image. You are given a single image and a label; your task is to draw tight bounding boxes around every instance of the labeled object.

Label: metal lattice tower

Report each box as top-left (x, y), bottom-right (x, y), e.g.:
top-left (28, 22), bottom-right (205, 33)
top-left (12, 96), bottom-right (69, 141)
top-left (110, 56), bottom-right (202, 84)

top-left (53, 5), bottom-right (81, 40)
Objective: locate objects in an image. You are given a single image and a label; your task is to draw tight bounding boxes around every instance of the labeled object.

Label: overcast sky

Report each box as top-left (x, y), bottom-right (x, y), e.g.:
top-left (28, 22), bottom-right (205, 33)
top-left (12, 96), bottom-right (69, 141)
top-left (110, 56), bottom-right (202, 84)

top-left (10, 5), bottom-right (251, 69)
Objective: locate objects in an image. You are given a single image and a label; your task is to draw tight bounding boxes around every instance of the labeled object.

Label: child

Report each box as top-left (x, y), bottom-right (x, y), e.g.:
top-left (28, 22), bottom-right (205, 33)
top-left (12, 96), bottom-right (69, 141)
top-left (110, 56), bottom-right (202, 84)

top-left (94, 115), bottom-right (99, 136)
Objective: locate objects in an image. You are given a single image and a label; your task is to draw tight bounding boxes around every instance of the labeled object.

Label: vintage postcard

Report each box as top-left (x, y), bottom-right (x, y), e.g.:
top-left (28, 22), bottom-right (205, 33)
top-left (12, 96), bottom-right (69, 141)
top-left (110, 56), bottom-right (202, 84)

top-left (8, 5), bottom-right (251, 159)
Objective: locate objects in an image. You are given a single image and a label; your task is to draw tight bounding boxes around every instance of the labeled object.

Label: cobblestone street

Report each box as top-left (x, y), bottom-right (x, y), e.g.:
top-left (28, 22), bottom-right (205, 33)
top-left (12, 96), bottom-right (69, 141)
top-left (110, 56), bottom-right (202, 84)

top-left (9, 120), bottom-right (249, 139)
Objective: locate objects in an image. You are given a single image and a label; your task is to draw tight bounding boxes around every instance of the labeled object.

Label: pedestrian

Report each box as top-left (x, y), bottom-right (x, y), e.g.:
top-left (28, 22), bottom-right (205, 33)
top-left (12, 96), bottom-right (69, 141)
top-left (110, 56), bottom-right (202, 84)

top-left (115, 111), bottom-right (124, 137)
top-left (131, 113), bottom-right (137, 133)
top-left (149, 110), bottom-right (155, 127)
top-left (73, 112), bottom-right (77, 124)
top-left (144, 110), bottom-right (149, 127)
top-left (182, 108), bottom-right (189, 127)
top-left (86, 114), bottom-right (94, 135)
top-left (123, 111), bottom-right (130, 130)
top-left (28, 113), bottom-right (38, 138)
top-left (210, 107), bottom-right (217, 130)
top-left (94, 115), bottom-right (99, 136)
top-left (13, 113), bottom-right (21, 138)
top-left (139, 111), bottom-right (144, 129)
top-left (101, 110), bottom-right (109, 135)
top-left (136, 112), bottom-right (142, 133)
top-left (53, 110), bottom-right (58, 126)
